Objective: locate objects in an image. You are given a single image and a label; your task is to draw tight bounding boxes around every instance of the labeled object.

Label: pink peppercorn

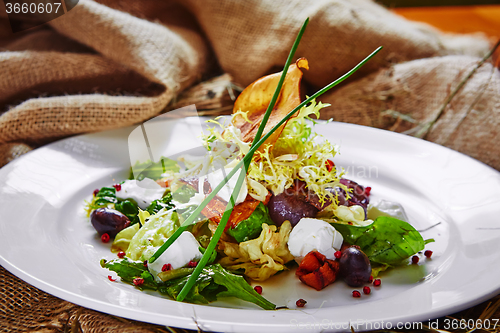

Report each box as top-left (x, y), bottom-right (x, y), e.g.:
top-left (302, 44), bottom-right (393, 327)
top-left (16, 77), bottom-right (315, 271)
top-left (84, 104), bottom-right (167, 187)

top-left (296, 299), bottom-right (307, 307)
top-left (133, 278), bottom-right (144, 286)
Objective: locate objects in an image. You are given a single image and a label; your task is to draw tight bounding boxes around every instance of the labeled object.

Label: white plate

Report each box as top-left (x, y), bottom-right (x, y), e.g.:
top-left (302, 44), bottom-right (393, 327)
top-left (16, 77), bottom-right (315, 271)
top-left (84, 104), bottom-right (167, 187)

top-left (1, 117), bottom-right (500, 332)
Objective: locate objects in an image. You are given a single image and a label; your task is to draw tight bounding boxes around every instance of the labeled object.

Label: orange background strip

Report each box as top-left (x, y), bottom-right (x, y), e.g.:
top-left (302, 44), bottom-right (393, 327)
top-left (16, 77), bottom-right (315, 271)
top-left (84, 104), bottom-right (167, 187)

top-left (393, 5), bottom-right (500, 66)
top-left (393, 5), bottom-right (500, 39)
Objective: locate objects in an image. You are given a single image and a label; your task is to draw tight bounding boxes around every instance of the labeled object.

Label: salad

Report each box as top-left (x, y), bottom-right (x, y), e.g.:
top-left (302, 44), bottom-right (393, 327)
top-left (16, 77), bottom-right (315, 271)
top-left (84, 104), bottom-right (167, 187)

top-left (85, 56), bottom-right (433, 310)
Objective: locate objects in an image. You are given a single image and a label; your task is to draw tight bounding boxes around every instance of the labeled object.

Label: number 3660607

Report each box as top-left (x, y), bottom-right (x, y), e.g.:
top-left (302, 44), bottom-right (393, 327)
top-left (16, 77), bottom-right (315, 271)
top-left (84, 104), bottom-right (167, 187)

top-left (5, 2), bottom-right (62, 14)
top-left (443, 318), bottom-right (499, 330)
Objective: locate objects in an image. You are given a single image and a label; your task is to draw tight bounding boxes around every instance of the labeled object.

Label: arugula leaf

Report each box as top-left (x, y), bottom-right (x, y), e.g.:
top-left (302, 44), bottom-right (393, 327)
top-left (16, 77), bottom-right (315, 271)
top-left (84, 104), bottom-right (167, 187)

top-left (159, 270), bottom-right (220, 304)
top-left (101, 258), bottom-right (157, 290)
top-left (160, 264), bottom-right (275, 309)
top-left (102, 259), bottom-right (275, 309)
top-left (332, 216), bottom-right (434, 265)
top-left (210, 264), bottom-right (275, 310)
top-left (129, 157), bottom-right (180, 181)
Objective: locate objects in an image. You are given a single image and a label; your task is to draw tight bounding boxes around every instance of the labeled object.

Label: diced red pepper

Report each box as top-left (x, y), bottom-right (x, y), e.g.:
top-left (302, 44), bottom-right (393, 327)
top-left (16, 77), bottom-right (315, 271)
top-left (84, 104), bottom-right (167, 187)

top-left (296, 251), bottom-right (340, 291)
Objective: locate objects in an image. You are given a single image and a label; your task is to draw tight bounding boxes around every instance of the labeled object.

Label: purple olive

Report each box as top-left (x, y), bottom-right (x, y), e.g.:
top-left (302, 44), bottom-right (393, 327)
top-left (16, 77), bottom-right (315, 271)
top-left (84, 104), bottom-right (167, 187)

top-left (330, 179), bottom-right (370, 217)
top-left (267, 193), bottom-right (318, 227)
top-left (267, 180), bottom-right (319, 226)
top-left (90, 208), bottom-right (130, 237)
top-left (339, 246), bottom-right (372, 287)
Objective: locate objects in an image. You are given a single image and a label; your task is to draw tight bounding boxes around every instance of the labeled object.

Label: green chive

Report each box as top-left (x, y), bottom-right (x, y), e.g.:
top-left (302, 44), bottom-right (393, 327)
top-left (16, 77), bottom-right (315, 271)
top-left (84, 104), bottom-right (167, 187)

top-left (149, 44), bottom-right (382, 265)
top-left (149, 18), bottom-right (311, 265)
top-left (175, 17), bottom-right (311, 302)
top-left (149, 21), bottom-right (383, 304)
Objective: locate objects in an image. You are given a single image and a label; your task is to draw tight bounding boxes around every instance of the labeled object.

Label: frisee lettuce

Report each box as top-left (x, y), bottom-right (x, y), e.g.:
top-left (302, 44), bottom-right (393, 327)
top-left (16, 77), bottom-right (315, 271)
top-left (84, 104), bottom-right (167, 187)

top-left (200, 99), bottom-right (344, 205)
top-left (247, 99), bottom-right (344, 203)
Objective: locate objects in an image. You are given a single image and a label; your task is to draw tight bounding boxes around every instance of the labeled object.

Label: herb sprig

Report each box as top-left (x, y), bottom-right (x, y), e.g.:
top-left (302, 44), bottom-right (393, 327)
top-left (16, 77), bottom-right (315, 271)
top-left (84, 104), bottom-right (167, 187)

top-left (148, 18), bottom-right (310, 265)
top-left (175, 17), bottom-right (310, 303)
top-left (149, 17), bottom-right (383, 303)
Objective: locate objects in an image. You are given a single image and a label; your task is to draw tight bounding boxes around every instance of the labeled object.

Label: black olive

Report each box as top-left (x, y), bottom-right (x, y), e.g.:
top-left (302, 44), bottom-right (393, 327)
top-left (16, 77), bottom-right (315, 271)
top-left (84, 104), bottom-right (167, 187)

top-left (339, 246), bottom-right (372, 287)
top-left (90, 207), bottom-right (131, 237)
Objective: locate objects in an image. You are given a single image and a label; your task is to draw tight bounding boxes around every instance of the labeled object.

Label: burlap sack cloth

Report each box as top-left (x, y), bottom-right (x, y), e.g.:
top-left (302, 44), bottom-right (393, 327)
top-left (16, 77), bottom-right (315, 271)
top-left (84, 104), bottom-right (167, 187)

top-left (0, 0), bottom-right (499, 331)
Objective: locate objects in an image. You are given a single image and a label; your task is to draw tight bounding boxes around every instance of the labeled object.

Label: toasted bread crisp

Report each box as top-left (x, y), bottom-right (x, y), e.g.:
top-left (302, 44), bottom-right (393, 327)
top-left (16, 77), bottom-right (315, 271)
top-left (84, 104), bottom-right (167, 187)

top-left (232, 58), bottom-right (309, 153)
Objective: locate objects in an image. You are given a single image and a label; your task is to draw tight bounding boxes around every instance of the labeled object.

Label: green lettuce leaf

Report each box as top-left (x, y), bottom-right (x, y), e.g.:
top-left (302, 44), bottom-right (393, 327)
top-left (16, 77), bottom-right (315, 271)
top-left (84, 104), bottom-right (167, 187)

top-left (147, 192), bottom-right (174, 215)
top-left (85, 187), bottom-right (117, 216)
top-left (101, 258), bottom-right (157, 290)
top-left (227, 202), bottom-right (274, 242)
top-left (129, 157), bottom-right (180, 181)
top-left (126, 209), bottom-right (179, 261)
top-left (171, 184), bottom-right (197, 203)
top-left (85, 186), bottom-right (141, 226)
top-left (111, 223), bottom-right (140, 252)
top-left (115, 199), bottom-right (140, 225)
top-left (332, 216), bottom-right (434, 265)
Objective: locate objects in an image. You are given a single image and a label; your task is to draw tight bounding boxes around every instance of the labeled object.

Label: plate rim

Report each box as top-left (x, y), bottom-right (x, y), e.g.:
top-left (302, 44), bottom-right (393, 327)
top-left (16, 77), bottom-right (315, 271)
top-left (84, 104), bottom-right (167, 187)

top-left (1, 119), bottom-right (500, 332)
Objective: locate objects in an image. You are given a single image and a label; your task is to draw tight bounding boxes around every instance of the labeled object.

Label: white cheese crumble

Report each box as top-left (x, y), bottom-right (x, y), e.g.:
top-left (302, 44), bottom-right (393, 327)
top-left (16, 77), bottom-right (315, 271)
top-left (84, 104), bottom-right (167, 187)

top-left (288, 218), bottom-right (343, 263)
top-left (367, 199), bottom-right (408, 222)
top-left (116, 178), bottom-right (165, 209)
top-left (147, 231), bottom-right (203, 282)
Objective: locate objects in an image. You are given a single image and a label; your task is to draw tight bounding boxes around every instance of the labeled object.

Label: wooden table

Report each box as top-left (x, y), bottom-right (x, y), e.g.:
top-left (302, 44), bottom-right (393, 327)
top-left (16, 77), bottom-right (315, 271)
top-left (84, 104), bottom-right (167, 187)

top-left (394, 5), bottom-right (500, 65)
